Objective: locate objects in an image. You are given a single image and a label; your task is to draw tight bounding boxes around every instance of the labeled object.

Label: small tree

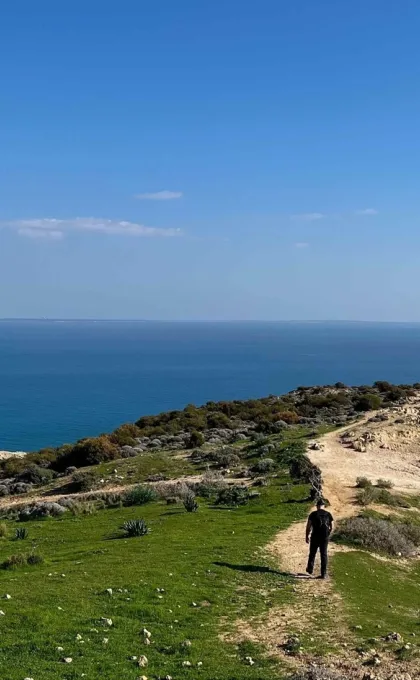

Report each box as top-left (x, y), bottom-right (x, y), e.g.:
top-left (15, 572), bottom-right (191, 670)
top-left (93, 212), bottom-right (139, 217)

top-left (354, 393), bottom-right (382, 412)
top-left (188, 431), bottom-right (205, 448)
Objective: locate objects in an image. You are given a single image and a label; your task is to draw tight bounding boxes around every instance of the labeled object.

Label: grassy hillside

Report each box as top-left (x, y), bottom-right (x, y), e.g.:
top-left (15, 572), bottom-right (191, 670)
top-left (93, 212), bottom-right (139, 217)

top-left (0, 478), bottom-right (308, 680)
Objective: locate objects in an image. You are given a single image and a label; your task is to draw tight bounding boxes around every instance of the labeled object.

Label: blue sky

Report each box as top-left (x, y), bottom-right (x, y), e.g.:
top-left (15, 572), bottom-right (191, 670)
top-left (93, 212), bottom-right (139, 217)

top-left (1, 0), bottom-right (420, 320)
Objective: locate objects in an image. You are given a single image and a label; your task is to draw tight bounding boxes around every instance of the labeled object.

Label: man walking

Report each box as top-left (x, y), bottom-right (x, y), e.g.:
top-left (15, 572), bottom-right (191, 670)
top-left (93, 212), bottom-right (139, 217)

top-left (306, 498), bottom-right (333, 579)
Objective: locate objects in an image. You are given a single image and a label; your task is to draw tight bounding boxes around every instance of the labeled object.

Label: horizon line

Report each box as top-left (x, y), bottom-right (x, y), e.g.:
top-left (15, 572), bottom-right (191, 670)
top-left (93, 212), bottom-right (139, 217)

top-left (1, 318), bottom-right (420, 325)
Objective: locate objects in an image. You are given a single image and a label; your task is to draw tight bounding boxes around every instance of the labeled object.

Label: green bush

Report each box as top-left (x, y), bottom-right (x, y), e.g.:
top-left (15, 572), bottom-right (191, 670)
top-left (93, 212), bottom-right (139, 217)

top-left (15, 528), bottom-right (28, 540)
top-left (71, 469), bottom-right (99, 492)
top-left (215, 486), bottom-right (249, 507)
top-left (123, 485), bottom-right (157, 506)
top-left (354, 393), bottom-right (382, 412)
top-left (208, 450), bottom-right (241, 468)
top-left (188, 431), bottom-right (205, 448)
top-left (253, 458), bottom-right (275, 473)
top-left (54, 436), bottom-right (120, 471)
top-left (16, 464), bottom-right (55, 485)
top-left (356, 477), bottom-right (372, 489)
top-left (183, 492), bottom-right (199, 512)
top-left (26, 553), bottom-right (44, 566)
top-left (122, 519), bottom-right (149, 537)
top-left (356, 487), bottom-right (377, 506)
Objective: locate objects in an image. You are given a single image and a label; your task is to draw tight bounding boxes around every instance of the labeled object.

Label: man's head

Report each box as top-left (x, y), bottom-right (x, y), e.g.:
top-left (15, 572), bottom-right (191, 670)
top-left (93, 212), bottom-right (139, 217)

top-left (316, 498), bottom-right (326, 509)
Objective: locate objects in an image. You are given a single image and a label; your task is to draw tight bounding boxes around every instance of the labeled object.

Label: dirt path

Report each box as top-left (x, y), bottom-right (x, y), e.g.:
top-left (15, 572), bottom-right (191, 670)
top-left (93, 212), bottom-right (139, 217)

top-left (269, 404), bottom-right (420, 576)
top-left (231, 411), bottom-right (420, 677)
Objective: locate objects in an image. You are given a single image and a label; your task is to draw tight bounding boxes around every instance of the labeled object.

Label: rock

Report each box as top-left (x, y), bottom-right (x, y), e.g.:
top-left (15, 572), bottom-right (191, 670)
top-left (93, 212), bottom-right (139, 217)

top-left (102, 638), bottom-right (109, 644)
top-left (182, 639), bottom-right (192, 647)
top-left (137, 677), bottom-right (148, 680)
top-left (384, 632), bottom-right (402, 642)
top-left (0, 610), bottom-right (5, 616)
top-left (56, 646), bottom-right (64, 652)
top-left (106, 588), bottom-right (113, 596)
top-left (75, 634), bottom-right (83, 641)
top-left (182, 661), bottom-right (192, 667)
top-left (245, 656), bottom-right (255, 665)
top-left (137, 656), bottom-right (148, 668)
top-left (3, 594), bottom-right (11, 600)
top-left (62, 657), bottom-right (73, 663)
top-left (142, 628), bottom-right (152, 639)
top-left (101, 618), bottom-right (113, 627)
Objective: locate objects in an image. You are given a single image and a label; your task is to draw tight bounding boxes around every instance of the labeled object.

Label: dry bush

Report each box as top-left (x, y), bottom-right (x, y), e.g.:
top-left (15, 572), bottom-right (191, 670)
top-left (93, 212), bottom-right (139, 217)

top-left (155, 481), bottom-right (190, 501)
top-left (334, 516), bottom-right (419, 556)
top-left (376, 478), bottom-right (394, 489)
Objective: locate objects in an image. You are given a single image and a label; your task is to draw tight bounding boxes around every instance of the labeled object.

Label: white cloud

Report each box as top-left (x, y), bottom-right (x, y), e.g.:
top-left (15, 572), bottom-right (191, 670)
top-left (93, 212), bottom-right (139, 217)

top-left (18, 227), bottom-right (64, 240)
top-left (134, 190), bottom-right (183, 201)
top-left (295, 242), bottom-right (309, 248)
top-left (4, 217), bottom-right (182, 240)
top-left (290, 212), bottom-right (324, 222)
top-left (355, 208), bottom-right (378, 216)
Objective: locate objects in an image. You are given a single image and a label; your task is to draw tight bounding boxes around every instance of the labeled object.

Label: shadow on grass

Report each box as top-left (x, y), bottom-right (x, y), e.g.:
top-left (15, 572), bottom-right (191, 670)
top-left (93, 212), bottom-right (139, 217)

top-left (214, 561), bottom-right (290, 577)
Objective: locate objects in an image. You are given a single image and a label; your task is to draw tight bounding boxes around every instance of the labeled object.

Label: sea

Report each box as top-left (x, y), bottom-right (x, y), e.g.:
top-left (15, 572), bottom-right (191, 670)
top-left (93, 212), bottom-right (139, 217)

top-left (1, 320), bottom-right (420, 452)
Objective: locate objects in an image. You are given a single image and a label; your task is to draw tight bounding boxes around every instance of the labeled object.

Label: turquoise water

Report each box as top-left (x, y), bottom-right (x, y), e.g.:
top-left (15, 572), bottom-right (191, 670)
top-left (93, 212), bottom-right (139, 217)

top-left (1, 320), bottom-right (420, 451)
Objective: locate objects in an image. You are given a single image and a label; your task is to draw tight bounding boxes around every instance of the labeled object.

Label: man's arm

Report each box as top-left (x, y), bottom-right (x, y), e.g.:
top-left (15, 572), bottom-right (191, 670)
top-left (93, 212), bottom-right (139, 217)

top-left (305, 518), bottom-right (312, 544)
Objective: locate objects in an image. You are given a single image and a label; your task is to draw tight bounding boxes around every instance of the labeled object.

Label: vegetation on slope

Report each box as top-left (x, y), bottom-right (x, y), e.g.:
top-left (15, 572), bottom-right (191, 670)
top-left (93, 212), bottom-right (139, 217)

top-left (0, 382), bottom-right (414, 480)
top-left (0, 478), bottom-right (308, 680)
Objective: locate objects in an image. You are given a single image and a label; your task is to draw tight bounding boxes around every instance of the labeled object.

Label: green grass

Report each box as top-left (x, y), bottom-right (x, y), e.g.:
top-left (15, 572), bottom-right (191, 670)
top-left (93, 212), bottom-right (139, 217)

top-left (333, 552), bottom-right (420, 641)
top-left (0, 479), bottom-right (309, 680)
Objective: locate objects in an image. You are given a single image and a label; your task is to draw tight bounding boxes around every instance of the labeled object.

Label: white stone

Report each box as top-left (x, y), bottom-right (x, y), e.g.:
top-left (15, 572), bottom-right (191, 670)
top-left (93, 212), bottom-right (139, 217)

top-left (137, 655), bottom-right (148, 668)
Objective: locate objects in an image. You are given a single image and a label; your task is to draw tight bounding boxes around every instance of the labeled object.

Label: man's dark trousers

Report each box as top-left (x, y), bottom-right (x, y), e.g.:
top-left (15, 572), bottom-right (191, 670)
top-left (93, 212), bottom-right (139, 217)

top-left (307, 534), bottom-right (328, 577)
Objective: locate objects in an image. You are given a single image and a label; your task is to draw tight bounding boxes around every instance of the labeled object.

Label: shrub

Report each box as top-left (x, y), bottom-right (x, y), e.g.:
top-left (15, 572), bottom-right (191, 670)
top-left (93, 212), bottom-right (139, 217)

top-left (0, 523), bottom-right (8, 538)
top-left (183, 492), bottom-right (199, 512)
top-left (122, 519), bottom-right (149, 537)
top-left (356, 487), bottom-right (377, 506)
top-left (376, 478), bottom-right (394, 489)
top-left (196, 471), bottom-right (226, 499)
top-left (209, 450), bottom-right (241, 468)
top-left (123, 485), bottom-right (157, 506)
top-left (15, 527), bottom-right (28, 540)
top-left (2, 553), bottom-right (26, 570)
top-left (188, 431), bottom-right (205, 448)
top-left (54, 436), bottom-right (120, 471)
top-left (252, 458), bottom-right (275, 473)
top-left (16, 464), bottom-right (55, 485)
top-left (215, 485), bottom-right (249, 507)
top-left (334, 516), bottom-right (418, 556)
top-left (27, 552), bottom-right (44, 566)
top-left (109, 422), bottom-right (141, 446)
top-left (71, 469), bottom-right (99, 492)
top-left (356, 486), bottom-right (409, 508)
top-left (155, 481), bottom-right (190, 501)
top-left (356, 477), bottom-right (372, 489)
top-left (354, 393), bottom-right (382, 412)
top-left (59, 498), bottom-right (97, 515)
top-left (19, 502), bottom-right (67, 521)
